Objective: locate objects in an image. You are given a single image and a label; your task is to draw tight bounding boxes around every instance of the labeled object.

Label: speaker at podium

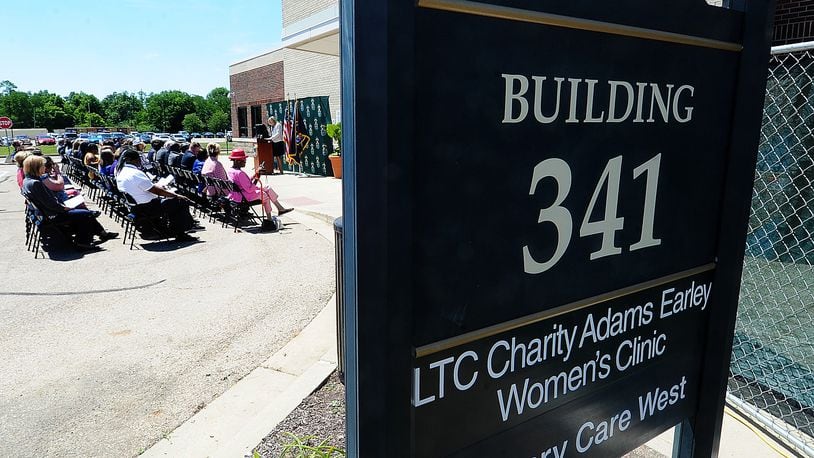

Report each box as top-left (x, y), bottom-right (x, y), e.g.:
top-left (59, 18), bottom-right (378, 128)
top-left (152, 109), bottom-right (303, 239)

top-left (254, 123), bottom-right (274, 175)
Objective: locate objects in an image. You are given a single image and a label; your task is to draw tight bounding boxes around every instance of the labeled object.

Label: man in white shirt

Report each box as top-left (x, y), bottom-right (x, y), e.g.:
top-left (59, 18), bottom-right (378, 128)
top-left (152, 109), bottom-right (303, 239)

top-left (268, 116), bottom-right (285, 175)
top-left (116, 149), bottom-right (198, 242)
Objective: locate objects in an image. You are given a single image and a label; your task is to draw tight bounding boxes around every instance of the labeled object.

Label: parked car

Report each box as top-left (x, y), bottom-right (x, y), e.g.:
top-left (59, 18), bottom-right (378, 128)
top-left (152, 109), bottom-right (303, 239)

top-left (170, 134), bottom-right (186, 143)
top-left (16, 135), bottom-right (33, 146)
top-left (178, 131), bottom-right (191, 141)
top-left (36, 135), bottom-right (56, 145)
top-left (111, 132), bottom-right (127, 140)
top-left (203, 132), bottom-right (214, 138)
top-left (139, 133), bottom-right (152, 143)
top-left (190, 132), bottom-right (201, 139)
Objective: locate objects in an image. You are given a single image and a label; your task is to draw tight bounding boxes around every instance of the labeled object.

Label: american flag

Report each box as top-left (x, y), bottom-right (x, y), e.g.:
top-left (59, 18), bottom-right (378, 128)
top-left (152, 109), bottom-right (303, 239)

top-left (282, 100), bottom-right (293, 160)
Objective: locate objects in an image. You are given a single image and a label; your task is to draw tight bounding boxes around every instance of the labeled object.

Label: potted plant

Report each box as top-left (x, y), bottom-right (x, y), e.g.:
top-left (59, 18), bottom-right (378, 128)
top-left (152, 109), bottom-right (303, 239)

top-left (326, 123), bottom-right (342, 179)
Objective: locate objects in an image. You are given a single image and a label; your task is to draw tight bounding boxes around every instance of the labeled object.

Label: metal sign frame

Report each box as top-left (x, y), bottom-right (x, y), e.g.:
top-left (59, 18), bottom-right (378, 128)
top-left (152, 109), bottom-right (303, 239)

top-left (341, 0), bottom-right (774, 456)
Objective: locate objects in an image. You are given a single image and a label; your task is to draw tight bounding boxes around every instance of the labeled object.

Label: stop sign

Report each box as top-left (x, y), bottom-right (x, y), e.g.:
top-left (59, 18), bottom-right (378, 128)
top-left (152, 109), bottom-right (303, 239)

top-left (0, 117), bottom-right (12, 129)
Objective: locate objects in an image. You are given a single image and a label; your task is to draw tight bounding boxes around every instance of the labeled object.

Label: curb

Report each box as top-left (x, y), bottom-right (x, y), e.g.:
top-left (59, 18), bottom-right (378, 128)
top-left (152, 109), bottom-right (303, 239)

top-left (293, 207), bottom-right (338, 226)
top-left (140, 295), bottom-right (338, 458)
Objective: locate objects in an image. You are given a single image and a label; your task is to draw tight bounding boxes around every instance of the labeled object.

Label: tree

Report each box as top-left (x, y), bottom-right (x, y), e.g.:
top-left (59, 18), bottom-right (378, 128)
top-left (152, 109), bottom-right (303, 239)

top-left (35, 105), bottom-right (74, 131)
top-left (206, 88), bottom-right (231, 129)
top-left (206, 87), bottom-right (230, 113)
top-left (191, 95), bottom-right (211, 127)
top-left (136, 122), bottom-right (156, 132)
top-left (81, 112), bottom-right (106, 128)
top-left (29, 90), bottom-right (73, 130)
top-left (0, 80), bottom-right (17, 96)
top-left (0, 91), bottom-right (34, 127)
top-left (207, 110), bottom-right (230, 132)
top-left (65, 92), bottom-right (103, 126)
top-left (145, 91), bottom-right (195, 132)
top-left (102, 92), bottom-right (143, 126)
top-left (182, 113), bottom-right (205, 133)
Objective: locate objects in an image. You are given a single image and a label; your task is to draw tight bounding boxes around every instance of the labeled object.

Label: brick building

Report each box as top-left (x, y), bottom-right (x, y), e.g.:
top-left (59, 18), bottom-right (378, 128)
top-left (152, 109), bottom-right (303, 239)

top-left (773, 0), bottom-right (814, 45)
top-left (229, 0), bottom-right (339, 138)
top-left (228, 0), bottom-right (809, 139)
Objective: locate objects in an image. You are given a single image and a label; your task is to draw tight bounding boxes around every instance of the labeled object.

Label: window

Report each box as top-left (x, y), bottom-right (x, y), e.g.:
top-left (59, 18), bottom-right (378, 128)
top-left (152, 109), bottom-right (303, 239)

top-left (250, 105), bottom-right (263, 137)
top-left (238, 107), bottom-right (248, 138)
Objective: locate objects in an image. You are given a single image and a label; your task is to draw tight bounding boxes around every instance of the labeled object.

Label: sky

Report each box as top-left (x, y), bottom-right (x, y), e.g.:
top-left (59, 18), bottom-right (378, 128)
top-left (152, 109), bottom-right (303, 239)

top-left (2, 0), bottom-right (282, 98)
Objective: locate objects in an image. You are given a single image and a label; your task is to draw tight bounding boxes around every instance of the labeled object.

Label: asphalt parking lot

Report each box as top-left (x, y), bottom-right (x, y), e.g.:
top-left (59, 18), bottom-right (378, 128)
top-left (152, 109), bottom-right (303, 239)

top-left (0, 162), bottom-right (335, 457)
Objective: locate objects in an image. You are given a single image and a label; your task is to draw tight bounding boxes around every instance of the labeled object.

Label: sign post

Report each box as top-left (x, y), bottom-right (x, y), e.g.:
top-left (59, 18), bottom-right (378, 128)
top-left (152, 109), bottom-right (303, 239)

top-left (1, 117), bottom-right (13, 163)
top-left (342, 0), bottom-right (774, 456)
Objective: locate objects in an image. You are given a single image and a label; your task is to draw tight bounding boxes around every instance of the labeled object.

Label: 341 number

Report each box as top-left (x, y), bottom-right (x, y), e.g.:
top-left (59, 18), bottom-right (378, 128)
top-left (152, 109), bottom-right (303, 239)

top-left (523, 154), bottom-right (662, 274)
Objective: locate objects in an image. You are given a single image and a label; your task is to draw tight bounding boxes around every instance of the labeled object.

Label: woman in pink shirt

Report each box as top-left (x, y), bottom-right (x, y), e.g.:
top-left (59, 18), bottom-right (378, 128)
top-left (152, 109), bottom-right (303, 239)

top-left (201, 143), bottom-right (229, 196)
top-left (15, 151), bottom-right (29, 188)
top-left (225, 148), bottom-right (293, 222)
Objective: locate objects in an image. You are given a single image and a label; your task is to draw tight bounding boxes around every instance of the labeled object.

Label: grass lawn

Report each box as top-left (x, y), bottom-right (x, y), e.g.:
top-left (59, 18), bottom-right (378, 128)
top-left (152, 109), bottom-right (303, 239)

top-left (38, 145), bottom-right (58, 155)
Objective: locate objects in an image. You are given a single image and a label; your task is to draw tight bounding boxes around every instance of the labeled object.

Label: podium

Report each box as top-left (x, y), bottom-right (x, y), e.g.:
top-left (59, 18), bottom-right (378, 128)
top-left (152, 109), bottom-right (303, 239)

top-left (255, 139), bottom-right (274, 175)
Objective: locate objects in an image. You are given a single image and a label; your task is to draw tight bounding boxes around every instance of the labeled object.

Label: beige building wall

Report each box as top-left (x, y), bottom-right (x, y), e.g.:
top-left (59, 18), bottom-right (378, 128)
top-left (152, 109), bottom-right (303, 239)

top-left (282, 48), bottom-right (341, 122)
top-left (283, 0), bottom-right (338, 28)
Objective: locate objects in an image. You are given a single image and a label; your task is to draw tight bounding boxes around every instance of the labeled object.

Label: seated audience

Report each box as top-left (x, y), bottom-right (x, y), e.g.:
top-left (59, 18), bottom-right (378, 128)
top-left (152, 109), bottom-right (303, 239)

top-left (147, 138), bottom-right (165, 163)
top-left (83, 143), bottom-right (101, 179)
top-left (115, 148), bottom-right (198, 242)
top-left (181, 142), bottom-right (202, 170)
top-left (201, 143), bottom-right (228, 196)
top-left (154, 140), bottom-right (174, 165)
top-left (21, 155), bottom-right (117, 250)
top-left (71, 139), bottom-right (85, 159)
top-left (42, 156), bottom-right (80, 203)
top-left (15, 151), bottom-right (30, 188)
top-left (167, 142), bottom-right (183, 168)
top-left (192, 145), bottom-right (207, 175)
top-left (99, 148), bottom-right (116, 176)
top-left (10, 140), bottom-right (24, 160)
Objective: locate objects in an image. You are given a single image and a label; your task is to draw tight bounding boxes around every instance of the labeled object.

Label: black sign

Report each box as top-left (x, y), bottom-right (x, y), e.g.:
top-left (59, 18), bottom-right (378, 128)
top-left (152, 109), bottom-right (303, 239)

top-left (412, 5), bottom-right (737, 345)
top-left (414, 268), bottom-right (712, 456)
top-left (341, 0), bottom-right (774, 456)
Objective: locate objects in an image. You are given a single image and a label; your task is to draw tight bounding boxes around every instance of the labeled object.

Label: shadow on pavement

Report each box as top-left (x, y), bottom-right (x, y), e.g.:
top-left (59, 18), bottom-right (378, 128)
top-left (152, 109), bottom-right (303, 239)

top-left (139, 239), bottom-right (205, 252)
top-left (40, 244), bottom-right (105, 261)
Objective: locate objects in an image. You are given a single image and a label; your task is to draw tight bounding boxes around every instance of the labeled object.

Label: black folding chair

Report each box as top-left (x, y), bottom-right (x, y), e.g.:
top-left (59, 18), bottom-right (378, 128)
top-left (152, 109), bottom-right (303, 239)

top-left (222, 179), bottom-right (264, 232)
top-left (119, 193), bottom-right (172, 249)
top-left (20, 196), bottom-right (75, 258)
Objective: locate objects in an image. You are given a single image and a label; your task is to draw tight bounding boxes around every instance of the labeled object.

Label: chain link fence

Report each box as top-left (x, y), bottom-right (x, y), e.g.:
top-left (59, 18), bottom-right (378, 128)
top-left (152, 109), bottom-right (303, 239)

top-left (728, 42), bottom-right (814, 456)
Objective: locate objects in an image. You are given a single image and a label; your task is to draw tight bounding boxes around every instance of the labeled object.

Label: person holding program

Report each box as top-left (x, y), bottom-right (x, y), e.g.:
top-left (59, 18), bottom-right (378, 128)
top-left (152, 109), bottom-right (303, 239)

top-left (226, 148), bottom-right (293, 230)
top-left (21, 155), bottom-right (117, 250)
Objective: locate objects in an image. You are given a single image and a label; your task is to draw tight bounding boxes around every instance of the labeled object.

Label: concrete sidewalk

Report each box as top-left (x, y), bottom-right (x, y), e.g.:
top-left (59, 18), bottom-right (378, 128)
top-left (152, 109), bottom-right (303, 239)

top-left (141, 173), bottom-right (343, 458)
top-left (142, 171), bottom-right (795, 458)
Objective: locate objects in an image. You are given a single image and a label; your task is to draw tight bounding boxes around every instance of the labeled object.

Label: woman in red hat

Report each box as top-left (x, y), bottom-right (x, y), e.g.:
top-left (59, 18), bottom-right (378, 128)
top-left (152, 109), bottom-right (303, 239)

top-left (226, 149), bottom-right (293, 227)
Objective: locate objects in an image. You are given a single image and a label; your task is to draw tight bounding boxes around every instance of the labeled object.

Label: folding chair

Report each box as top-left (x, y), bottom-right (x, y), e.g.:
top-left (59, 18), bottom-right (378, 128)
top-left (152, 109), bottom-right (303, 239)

top-left (21, 197), bottom-right (74, 258)
top-left (222, 179), bottom-right (264, 232)
top-left (120, 193), bottom-right (172, 249)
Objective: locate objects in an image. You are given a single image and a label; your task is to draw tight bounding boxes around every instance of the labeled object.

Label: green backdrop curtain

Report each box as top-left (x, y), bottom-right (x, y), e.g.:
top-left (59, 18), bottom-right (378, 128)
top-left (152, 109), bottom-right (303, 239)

top-left (267, 96), bottom-right (335, 176)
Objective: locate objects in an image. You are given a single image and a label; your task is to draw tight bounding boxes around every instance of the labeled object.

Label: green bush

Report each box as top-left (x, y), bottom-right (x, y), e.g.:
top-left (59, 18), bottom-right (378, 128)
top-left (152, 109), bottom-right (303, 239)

top-left (326, 123), bottom-right (341, 156)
